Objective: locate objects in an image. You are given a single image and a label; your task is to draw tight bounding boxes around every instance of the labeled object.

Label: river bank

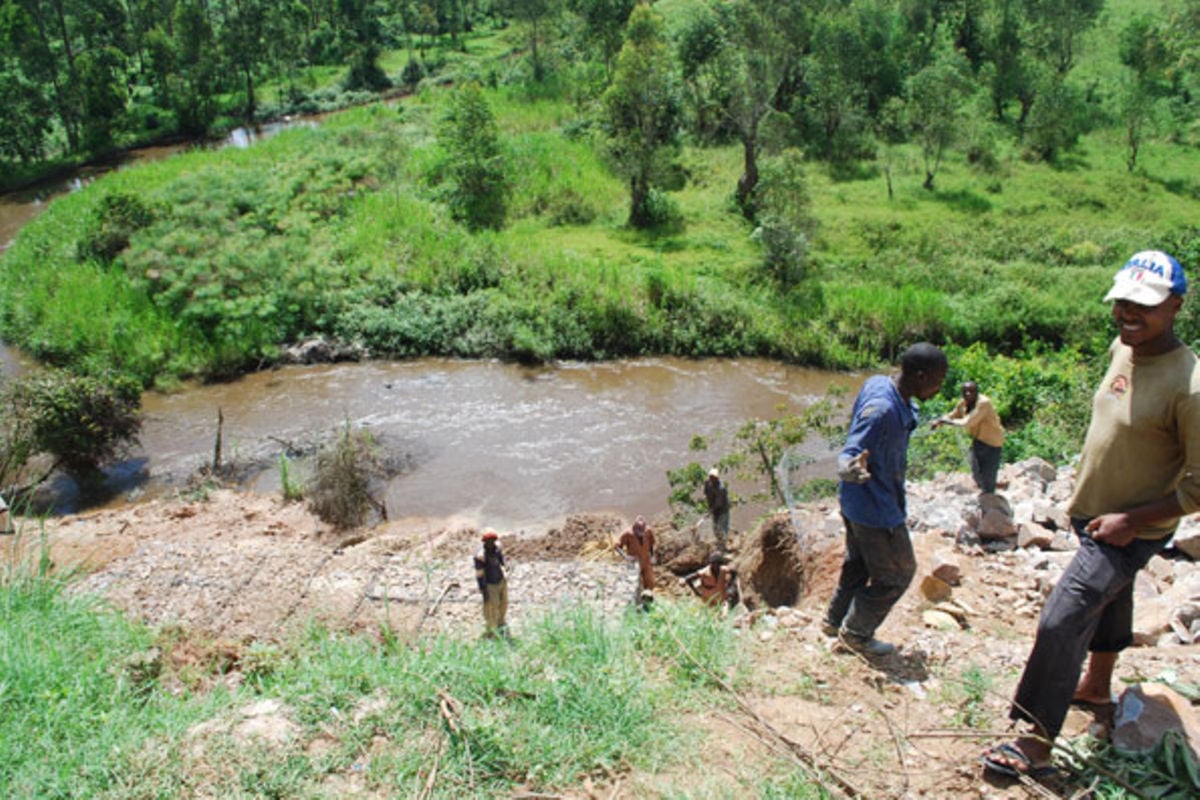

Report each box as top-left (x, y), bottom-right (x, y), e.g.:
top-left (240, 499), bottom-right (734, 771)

top-left (7, 457), bottom-right (1196, 798)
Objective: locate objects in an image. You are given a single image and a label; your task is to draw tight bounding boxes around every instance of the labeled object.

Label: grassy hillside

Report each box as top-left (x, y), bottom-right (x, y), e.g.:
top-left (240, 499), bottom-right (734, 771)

top-left (2, 82), bottom-right (1197, 381)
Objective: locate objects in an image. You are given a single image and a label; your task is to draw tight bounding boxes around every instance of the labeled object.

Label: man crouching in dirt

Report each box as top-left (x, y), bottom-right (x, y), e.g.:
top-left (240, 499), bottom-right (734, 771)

top-left (822, 342), bottom-right (947, 657)
top-left (615, 516), bottom-right (655, 611)
top-left (681, 552), bottom-right (740, 613)
top-left (474, 529), bottom-right (508, 637)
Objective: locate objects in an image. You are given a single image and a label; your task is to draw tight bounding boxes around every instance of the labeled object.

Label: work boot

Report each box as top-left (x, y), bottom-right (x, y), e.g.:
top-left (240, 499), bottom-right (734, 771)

top-left (838, 634), bottom-right (896, 657)
top-left (820, 620), bottom-right (840, 638)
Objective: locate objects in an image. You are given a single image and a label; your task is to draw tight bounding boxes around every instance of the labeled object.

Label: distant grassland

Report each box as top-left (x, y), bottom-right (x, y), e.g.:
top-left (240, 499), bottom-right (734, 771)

top-left (3, 77), bottom-right (1198, 393)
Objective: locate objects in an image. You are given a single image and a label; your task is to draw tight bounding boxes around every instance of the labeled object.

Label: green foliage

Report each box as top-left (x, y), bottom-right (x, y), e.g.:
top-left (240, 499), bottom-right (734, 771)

top-left (908, 342), bottom-right (1097, 480)
top-left (306, 424), bottom-right (379, 529)
top-left (602, 4), bottom-right (683, 229)
top-left (1022, 71), bottom-right (1090, 162)
top-left (668, 393), bottom-right (846, 523)
top-left (0, 550), bottom-right (167, 799)
top-left (278, 453), bottom-right (304, 502)
top-left (437, 83), bottom-right (509, 230)
top-left (77, 191), bottom-right (158, 264)
top-left (4, 370), bottom-right (142, 481)
top-left (753, 148), bottom-right (817, 287)
top-left (950, 665), bottom-right (993, 729)
top-left (1066, 732), bottom-right (1200, 799)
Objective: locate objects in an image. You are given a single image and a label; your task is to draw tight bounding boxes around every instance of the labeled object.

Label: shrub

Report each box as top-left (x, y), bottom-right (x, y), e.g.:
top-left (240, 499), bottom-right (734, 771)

top-left (437, 83), bottom-right (509, 231)
top-left (77, 192), bottom-right (157, 264)
top-left (306, 425), bottom-right (379, 529)
top-left (753, 149), bottom-right (817, 288)
top-left (4, 370), bottom-right (142, 482)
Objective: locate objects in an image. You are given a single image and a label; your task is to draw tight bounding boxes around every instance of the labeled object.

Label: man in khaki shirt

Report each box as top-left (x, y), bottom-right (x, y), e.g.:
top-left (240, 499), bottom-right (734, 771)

top-left (983, 250), bottom-right (1200, 779)
top-left (932, 382), bottom-right (1005, 493)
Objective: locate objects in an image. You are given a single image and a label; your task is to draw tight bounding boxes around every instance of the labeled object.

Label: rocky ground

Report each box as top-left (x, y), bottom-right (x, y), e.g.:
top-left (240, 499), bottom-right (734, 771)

top-left (5, 459), bottom-right (1199, 799)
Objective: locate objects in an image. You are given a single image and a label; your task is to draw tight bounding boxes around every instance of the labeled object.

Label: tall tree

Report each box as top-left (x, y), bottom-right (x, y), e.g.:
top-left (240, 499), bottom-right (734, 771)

top-left (905, 39), bottom-right (970, 190)
top-left (1021, 0), bottom-right (1102, 76)
top-left (503, 0), bottom-right (561, 82)
top-left (568, 0), bottom-right (634, 80)
top-left (222, 0), bottom-right (268, 120)
top-left (721, 0), bottom-right (810, 217)
top-left (337, 0), bottom-right (389, 90)
top-left (602, 3), bottom-right (681, 228)
top-left (77, 44), bottom-right (128, 152)
top-left (171, 0), bottom-right (219, 134)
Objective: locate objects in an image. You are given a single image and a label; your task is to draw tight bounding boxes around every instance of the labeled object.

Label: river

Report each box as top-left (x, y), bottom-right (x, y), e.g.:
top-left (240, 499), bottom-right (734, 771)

top-left (2, 119), bottom-right (865, 533)
top-left (133, 357), bottom-right (863, 533)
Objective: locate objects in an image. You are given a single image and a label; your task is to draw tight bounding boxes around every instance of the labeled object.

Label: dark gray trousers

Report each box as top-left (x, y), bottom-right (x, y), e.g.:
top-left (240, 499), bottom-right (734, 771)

top-left (1009, 519), bottom-right (1169, 738)
top-left (823, 515), bottom-right (916, 640)
top-left (970, 439), bottom-right (1003, 494)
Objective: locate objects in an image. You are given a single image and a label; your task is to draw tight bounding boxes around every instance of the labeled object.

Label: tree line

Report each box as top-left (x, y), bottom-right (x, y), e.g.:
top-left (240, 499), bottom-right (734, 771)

top-left (1, 0), bottom-right (1196, 191)
top-left (0, 0), bottom-right (495, 167)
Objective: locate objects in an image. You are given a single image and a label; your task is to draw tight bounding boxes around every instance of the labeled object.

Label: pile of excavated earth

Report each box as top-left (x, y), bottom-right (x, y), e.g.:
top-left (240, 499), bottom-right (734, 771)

top-left (7, 458), bottom-right (1200, 798)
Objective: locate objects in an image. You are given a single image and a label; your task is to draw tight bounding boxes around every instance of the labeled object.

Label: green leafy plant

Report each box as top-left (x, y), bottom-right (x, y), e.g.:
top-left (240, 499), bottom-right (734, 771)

top-left (3, 370), bottom-right (142, 484)
top-left (668, 391), bottom-right (847, 525)
top-left (278, 453), bottom-right (304, 502)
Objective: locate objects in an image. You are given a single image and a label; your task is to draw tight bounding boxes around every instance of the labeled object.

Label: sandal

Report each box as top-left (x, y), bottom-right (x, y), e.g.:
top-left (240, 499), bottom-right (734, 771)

top-left (981, 742), bottom-right (1057, 779)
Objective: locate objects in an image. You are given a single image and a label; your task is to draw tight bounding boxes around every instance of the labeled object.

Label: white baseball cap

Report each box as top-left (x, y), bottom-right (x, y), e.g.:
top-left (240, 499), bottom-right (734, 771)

top-left (1103, 250), bottom-right (1187, 305)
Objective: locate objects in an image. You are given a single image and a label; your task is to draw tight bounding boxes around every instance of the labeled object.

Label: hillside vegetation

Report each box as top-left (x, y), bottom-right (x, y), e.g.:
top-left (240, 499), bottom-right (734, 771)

top-left (0, 0), bottom-right (1198, 464)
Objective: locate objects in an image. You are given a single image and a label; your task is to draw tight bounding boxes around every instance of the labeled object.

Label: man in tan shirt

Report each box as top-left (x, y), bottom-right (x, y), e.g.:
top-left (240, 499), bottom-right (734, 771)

top-left (932, 381), bottom-right (1005, 493)
top-left (983, 250), bottom-right (1200, 779)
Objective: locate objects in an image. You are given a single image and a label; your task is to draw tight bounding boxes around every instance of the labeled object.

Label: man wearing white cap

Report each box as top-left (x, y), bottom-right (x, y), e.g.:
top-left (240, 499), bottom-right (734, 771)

top-left (703, 467), bottom-right (731, 551)
top-left (984, 250), bottom-right (1200, 778)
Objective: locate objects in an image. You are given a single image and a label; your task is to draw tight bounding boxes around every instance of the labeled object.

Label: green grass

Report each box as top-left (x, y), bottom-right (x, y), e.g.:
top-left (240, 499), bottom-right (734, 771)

top-left (0, 556), bottom-right (754, 799)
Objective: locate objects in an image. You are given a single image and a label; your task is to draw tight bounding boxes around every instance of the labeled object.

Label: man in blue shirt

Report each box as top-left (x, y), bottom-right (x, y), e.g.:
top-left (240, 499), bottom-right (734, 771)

top-left (822, 342), bottom-right (948, 656)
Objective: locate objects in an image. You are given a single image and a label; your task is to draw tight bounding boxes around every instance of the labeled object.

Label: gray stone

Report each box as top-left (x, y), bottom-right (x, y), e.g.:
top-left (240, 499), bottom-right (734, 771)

top-left (931, 552), bottom-right (962, 586)
top-left (1032, 500), bottom-right (1070, 531)
top-left (1017, 457), bottom-right (1057, 485)
top-left (1048, 530), bottom-right (1079, 551)
top-left (1112, 684), bottom-right (1200, 759)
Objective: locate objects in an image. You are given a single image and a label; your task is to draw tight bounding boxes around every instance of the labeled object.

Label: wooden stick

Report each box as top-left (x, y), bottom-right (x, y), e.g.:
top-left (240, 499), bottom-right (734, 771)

top-left (415, 581), bottom-right (460, 636)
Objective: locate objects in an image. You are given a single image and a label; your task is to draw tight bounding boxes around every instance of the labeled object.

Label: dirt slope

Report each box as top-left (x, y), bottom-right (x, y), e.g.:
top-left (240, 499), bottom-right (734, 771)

top-left (6, 487), bottom-right (1198, 798)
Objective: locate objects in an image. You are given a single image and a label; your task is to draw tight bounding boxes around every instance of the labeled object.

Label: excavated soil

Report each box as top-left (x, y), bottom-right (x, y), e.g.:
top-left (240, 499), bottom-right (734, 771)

top-left (6, 488), bottom-right (1198, 799)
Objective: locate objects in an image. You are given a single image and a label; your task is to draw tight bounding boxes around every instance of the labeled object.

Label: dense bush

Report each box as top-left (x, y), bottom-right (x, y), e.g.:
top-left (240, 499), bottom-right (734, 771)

top-left (3, 370), bottom-right (142, 482)
top-left (909, 342), bottom-right (1098, 479)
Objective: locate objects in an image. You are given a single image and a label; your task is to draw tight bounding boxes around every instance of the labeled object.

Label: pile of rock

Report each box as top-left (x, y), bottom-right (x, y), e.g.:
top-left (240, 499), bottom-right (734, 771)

top-left (905, 457), bottom-right (1200, 647)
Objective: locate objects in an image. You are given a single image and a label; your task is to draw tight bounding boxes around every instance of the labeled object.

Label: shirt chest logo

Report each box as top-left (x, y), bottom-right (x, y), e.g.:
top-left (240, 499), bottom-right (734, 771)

top-left (1108, 374), bottom-right (1129, 398)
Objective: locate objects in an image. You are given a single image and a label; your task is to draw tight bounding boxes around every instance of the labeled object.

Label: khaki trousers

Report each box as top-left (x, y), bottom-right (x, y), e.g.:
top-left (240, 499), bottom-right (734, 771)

top-left (483, 579), bottom-right (508, 632)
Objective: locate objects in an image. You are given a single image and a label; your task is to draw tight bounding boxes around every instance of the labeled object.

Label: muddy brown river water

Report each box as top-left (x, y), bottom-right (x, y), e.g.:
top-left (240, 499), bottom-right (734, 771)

top-left (136, 358), bottom-right (864, 533)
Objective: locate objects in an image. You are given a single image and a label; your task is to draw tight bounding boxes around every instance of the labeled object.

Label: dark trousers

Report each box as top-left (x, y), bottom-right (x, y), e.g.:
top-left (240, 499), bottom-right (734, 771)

top-left (824, 515), bottom-right (916, 640)
top-left (970, 439), bottom-right (1003, 494)
top-left (1010, 519), bottom-right (1169, 738)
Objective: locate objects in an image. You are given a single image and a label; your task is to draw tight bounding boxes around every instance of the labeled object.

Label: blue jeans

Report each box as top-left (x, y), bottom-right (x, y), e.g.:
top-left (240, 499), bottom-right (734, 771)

top-left (823, 515), bottom-right (916, 640)
top-left (1010, 518), bottom-right (1169, 738)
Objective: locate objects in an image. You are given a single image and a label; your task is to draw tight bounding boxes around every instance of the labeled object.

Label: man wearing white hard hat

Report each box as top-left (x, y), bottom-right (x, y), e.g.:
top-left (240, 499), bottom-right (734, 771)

top-left (984, 250), bottom-right (1200, 778)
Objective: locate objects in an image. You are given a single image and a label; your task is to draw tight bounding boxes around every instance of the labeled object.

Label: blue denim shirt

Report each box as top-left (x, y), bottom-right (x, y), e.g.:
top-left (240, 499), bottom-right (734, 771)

top-left (838, 375), bottom-right (918, 528)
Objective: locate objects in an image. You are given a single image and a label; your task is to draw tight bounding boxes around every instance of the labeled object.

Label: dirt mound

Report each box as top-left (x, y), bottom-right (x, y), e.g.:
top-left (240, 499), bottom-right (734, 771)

top-left (734, 513), bottom-right (814, 610)
top-left (504, 513), bottom-right (626, 561)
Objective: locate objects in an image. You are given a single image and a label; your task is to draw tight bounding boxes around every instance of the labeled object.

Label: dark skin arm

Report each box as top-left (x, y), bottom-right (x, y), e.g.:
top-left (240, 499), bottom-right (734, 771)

top-left (1086, 494), bottom-right (1184, 547)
